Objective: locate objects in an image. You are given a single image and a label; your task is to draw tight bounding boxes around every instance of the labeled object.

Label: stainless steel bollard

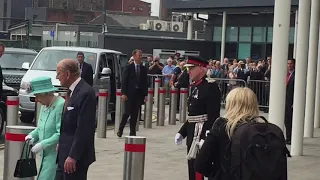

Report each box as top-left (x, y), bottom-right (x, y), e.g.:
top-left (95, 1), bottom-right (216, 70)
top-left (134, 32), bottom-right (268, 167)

top-left (6, 96), bottom-right (19, 126)
top-left (157, 87), bottom-right (166, 126)
top-left (154, 78), bottom-right (161, 108)
top-left (179, 88), bottom-right (188, 123)
top-left (97, 89), bottom-right (108, 138)
top-left (169, 87), bottom-right (178, 125)
top-left (3, 125), bottom-right (36, 180)
top-left (123, 136), bottom-right (146, 180)
top-left (115, 89), bottom-right (123, 134)
top-left (34, 100), bottom-right (41, 126)
top-left (144, 88), bottom-right (154, 129)
top-left (136, 109), bottom-right (140, 132)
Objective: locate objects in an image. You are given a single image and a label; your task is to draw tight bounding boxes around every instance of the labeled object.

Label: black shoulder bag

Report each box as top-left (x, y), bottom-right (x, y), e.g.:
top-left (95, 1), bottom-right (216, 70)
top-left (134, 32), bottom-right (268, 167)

top-left (14, 139), bottom-right (38, 178)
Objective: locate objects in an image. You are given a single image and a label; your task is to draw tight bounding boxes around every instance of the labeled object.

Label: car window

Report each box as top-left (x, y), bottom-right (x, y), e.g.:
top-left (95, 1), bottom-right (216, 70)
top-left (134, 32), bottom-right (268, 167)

top-left (31, 49), bottom-right (97, 72)
top-left (119, 54), bottom-right (128, 70)
top-left (1, 52), bottom-right (36, 69)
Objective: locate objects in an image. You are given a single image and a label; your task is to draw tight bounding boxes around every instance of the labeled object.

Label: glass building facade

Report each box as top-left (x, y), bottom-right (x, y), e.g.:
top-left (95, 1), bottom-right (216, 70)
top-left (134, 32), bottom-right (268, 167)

top-left (212, 26), bottom-right (295, 60)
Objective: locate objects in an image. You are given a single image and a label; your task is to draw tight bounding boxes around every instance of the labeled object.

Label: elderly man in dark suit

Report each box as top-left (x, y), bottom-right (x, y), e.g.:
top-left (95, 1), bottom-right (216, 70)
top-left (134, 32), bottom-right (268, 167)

top-left (55, 59), bottom-right (96, 180)
top-left (117, 49), bottom-right (148, 137)
top-left (77, 52), bottom-right (93, 86)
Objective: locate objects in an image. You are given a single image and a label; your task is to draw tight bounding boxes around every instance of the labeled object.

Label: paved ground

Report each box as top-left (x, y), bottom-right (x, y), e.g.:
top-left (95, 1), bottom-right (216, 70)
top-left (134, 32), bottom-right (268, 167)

top-left (1, 108), bottom-right (320, 179)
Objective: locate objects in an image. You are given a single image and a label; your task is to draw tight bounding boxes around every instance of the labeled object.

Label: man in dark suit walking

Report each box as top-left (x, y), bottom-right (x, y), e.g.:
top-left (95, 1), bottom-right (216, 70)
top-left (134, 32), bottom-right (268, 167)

top-left (117, 49), bottom-right (148, 137)
top-left (77, 52), bottom-right (93, 86)
top-left (55, 59), bottom-right (96, 180)
top-left (285, 58), bottom-right (295, 145)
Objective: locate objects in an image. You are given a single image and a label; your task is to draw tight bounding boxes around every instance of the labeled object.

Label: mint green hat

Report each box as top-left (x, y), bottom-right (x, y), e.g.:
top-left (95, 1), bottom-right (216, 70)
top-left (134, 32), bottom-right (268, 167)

top-left (29, 76), bottom-right (58, 95)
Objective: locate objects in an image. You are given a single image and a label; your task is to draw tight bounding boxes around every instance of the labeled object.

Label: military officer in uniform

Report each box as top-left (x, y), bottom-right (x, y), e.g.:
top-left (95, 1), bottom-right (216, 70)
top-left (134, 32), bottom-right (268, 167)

top-left (175, 56), bottom-right (221, 180)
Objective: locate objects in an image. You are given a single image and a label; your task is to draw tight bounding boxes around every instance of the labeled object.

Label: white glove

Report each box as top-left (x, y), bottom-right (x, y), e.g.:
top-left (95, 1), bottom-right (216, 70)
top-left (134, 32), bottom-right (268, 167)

top-left (205, 130), bottom-right (210, 137)
top-left (197, 139), bottom-right (205, 149)
top-left (175, 133), bottom-right (183, 145)
top-left (25, 135), bottom-right (34, 145)
top-left (31, 143), bottom-right (43, 154)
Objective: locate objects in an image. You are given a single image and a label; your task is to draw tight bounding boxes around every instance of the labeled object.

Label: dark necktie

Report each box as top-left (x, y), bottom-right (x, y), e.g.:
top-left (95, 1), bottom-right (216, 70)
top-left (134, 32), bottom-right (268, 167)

top-left (79, 63), bottom-right (82, 70)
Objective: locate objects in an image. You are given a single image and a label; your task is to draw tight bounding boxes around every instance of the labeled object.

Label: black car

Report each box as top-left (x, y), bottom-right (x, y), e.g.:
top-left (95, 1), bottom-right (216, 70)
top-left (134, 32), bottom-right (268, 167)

top-left (0, 83), bottom-right (19, 135)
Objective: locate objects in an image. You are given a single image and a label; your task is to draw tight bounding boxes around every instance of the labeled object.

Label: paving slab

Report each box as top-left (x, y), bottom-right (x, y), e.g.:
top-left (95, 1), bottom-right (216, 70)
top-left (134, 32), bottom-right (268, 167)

top-left (0, 110), bottom-right (320, 179)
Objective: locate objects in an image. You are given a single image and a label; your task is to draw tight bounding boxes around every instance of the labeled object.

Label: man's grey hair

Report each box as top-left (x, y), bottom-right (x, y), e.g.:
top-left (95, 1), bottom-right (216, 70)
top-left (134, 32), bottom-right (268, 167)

top-left (60, 59), bottom-right (80, 77)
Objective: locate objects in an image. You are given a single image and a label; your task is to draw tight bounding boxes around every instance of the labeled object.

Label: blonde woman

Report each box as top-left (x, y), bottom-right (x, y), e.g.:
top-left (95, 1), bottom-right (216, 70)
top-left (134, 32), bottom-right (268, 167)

top-left (194, 87), bottom-right (289, 180)
top-left (193, 87), bottom-right (259, 179)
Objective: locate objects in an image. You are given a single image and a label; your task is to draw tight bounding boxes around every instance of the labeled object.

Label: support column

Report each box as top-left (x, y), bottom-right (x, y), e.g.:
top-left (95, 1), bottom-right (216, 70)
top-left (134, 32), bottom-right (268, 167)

top-left (268, 0), bottom-right (291, 130)
top-left (220, 12), bottom-right (227, 62)
top-left (291, 0), bottom-right (311, 156)
top-left (187, 13), bottom-right (193, 40)
top-left (304, 0), bottom-right (320, 138)
top-left (293, 10), bottom-right (298, 59)
top-left (314, 33), bottom-right (320, 128)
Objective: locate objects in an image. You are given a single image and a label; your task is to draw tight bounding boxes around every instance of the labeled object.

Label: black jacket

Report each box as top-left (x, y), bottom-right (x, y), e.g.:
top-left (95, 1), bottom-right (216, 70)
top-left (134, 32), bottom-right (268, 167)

top-left (57, 79), bottom-right (96, 167)
top-left (80, 62), bottom-right (94, 86)
top-left (194, 117), bottom-right (231, 180)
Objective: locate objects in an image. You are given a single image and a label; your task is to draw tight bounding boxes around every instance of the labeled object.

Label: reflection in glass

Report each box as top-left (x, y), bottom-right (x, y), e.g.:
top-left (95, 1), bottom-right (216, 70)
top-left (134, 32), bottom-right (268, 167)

top-left (213, 27), bottom-right (222, 42)
top-left (239, 27), bottom-right (252, 42)
top-left (253, 27), bottom-right (266, 42)
top-left (226, 27), bottom-right (238, 42)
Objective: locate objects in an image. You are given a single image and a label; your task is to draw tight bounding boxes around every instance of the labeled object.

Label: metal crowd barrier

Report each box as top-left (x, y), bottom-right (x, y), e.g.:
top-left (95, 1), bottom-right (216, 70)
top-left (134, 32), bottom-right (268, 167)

top-left (247, 80), bottom-right (270, 109)
top-left (147, 74), bottom-right (165, 88)
top-left (213, 78), bottom-right (247, 107)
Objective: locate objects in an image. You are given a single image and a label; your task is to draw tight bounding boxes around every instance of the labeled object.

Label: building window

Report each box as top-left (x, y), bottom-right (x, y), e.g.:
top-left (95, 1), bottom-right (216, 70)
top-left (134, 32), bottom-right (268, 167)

top-left (138, 7), bottom-right (143, 11)
top-left (267, 27), bottom-right (273, 43)
top-left (239, 27), bottom-right (252, 42)
top-left (3, 0), bottom-right (8, 17)
top-left (253, 27), bottom-right (266, 43)
top-left (213, 27), bottom-right (222, 42)
top-left (289, 27), bottom-right (295, 44)
top-left (128, 6), bottom-right (132, 10)
top-left (251, 43), bottom-right (266, 60)
top-left (132, 7), bottom-right (136, 10)
top-left (226, 27), bottom-right (238, 42)
top-left (238, 43), bottom-right (251, 60)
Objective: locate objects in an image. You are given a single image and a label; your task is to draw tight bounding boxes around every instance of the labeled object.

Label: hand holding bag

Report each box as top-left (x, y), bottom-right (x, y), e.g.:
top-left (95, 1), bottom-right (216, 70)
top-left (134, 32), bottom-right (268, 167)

top-left (14, 139), bottom-right (38, 178)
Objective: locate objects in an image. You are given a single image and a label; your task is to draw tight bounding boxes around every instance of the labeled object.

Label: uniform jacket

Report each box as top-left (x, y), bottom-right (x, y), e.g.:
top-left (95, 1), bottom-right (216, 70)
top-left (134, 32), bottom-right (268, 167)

top-left (178, 76), bottom-right (221, 149)
top-left (29, 96), bottom-right (65, 180)
top-left (57, 79), bottom-right (97, 167)
top-left (80, 62), bottom-right (94, 86)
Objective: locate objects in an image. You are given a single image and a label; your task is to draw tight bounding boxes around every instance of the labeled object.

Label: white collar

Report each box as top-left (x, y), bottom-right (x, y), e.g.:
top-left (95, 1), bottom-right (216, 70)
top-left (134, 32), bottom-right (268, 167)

top-left (134, 61), bottom-right (141, 66)
top-left (69, 77), bottom-right (81, 96)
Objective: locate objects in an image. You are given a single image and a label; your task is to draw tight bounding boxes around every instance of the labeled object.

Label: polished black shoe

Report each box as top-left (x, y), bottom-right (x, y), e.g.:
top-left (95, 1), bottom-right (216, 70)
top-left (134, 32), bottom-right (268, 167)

top-left (117, 131), bottom-right (123, 138)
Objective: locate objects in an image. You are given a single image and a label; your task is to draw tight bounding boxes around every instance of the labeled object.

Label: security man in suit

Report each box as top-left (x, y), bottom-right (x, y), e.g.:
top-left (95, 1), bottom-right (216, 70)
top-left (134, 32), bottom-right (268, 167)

top-left (117, 49), bottom-right (148, 137)
top-left (55, 59), bottom-right (96, 180)
top-left (77, 52), bottom-right (94, 86)
top-left (174, 56), bottom-right (221, 180)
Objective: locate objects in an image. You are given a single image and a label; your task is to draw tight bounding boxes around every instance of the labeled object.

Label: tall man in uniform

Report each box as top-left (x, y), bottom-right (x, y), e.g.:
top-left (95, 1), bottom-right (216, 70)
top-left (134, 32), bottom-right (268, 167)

top-left (175, 56), bottom-right (221, 180)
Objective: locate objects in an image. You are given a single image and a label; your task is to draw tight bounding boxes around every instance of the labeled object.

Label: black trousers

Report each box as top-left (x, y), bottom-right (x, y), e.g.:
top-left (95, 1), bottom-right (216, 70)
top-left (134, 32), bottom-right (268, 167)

top-left (119, 91), bottom-right (143, 136)
top-left (284, 106), bottom-right (293, 141)
top-left (55, 163), bottom-right (89, 180)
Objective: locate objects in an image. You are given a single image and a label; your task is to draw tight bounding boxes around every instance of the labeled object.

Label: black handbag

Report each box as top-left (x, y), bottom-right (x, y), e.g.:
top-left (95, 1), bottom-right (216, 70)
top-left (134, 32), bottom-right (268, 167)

top-left (13, 139), bottom-right (38, 178)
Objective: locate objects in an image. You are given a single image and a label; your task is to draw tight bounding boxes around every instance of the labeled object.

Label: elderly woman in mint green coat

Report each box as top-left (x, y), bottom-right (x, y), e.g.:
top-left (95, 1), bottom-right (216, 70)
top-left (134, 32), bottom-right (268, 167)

top-left (25, 76), bottom-right (65, 180)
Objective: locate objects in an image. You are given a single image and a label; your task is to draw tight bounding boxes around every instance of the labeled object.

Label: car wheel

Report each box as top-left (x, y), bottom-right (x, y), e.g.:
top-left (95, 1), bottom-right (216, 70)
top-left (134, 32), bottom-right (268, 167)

top-left (0, 109), bottom-right (4, 135)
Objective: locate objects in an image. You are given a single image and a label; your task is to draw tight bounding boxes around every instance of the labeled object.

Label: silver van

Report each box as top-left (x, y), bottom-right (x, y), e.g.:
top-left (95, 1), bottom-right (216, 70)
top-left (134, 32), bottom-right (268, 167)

top-left (19, 46), bottom-right (124, 123)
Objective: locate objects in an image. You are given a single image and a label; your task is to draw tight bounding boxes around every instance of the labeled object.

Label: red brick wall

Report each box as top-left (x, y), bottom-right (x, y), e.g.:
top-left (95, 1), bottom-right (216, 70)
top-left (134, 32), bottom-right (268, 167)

top-left (107, 0), bottom-right (151, 16)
